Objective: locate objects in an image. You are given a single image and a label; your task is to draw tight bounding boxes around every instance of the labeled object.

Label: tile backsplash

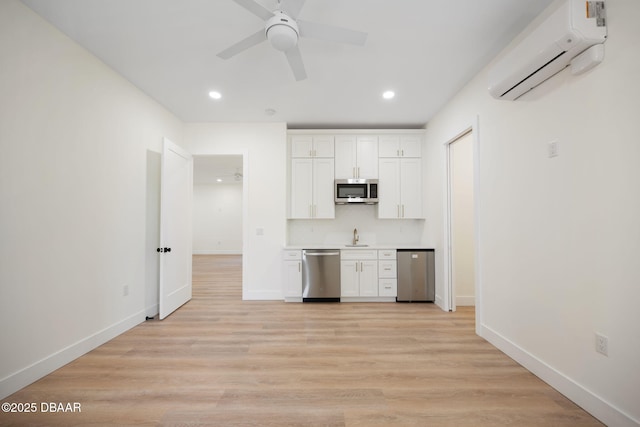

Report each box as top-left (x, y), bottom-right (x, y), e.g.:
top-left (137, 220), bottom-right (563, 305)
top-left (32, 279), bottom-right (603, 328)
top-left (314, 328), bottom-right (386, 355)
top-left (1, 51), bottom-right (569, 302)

top-left (287, 204), bottom-right (425, 246)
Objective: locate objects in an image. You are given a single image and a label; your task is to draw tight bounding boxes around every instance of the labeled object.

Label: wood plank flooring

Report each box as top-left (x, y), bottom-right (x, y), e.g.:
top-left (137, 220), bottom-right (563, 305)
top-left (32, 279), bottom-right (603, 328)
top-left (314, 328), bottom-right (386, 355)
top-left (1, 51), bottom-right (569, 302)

top-left (1, 255), bottom-right (601, 426)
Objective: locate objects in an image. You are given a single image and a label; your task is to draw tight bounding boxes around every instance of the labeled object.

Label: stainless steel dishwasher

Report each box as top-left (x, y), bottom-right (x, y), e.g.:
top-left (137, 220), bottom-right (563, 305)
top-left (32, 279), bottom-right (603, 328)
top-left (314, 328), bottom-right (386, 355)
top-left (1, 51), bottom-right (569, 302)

top-left (302, 249), bottom-right (341, 302)
top-left (396, 249), bottom-right (435, 302)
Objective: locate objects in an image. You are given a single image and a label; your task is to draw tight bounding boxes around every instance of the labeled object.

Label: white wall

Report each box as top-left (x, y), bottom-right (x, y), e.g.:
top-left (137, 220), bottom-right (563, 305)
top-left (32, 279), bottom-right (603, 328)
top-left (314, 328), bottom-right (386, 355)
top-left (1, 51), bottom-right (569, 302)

top-left (184, 123), bottom-right (287, 300)
top-left (193, 183), bottom-right (243, 254)
top-left (0, 0), bottom-right (184, 398)
top-left (422, 0), bottom-right (640, 425)
top-left (288, 205), bottom-right (425, 246)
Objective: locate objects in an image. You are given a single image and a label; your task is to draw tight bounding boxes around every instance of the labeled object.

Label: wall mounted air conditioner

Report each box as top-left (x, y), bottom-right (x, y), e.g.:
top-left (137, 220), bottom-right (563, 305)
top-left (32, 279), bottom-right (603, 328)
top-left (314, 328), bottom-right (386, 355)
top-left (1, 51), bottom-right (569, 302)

top-left (488, 0), bottom-right (607, 100)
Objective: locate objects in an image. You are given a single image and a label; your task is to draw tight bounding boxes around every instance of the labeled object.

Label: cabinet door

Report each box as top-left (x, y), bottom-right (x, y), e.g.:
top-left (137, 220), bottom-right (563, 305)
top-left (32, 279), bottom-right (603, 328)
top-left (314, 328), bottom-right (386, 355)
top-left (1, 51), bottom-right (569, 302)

top-left (400, 135), bottom-right (421, 158)
top-left (378, 260), bottom-right (397, 278)
top-left (356, 136), bottom-right (378, 178)
top-left (341, 260), bottom-right (359, 297)
top-left (283, 260), bottom-right (302, 297)
top-left (377, 158), bottom-right (401, 218)
top-left (378, 278), bottom-right (397, 297)
top-left (378, 135), bottom-right (400, 157)
top-left (290, 158), bottom-right (313, 218)
top-left (313, 136), bottom-right (334, 157)
top-left (334, 135), bottom-right (357, 178)
top-left (400, 158), bottom-right (422, 219)
top-left (313, 158), bottom-right (335, 219)
top-left (359, 260), bottom-right (379, 296)
top-left (291, 135), bottom-right (313, 158)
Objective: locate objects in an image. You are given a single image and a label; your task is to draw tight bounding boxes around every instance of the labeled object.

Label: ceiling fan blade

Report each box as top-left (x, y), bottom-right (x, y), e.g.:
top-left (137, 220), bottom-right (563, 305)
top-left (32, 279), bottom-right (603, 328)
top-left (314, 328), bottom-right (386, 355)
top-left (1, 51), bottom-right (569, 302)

top-left (230, 0), bottom-right (274, 21)
top-left (217, 29), bottom-right (266, 59)
top-left (297, 19), bottom-right (367, 46)
top-left (282, 0), bottom-right (307, 19)
top-left (284, 46), bottom-right (307, 81)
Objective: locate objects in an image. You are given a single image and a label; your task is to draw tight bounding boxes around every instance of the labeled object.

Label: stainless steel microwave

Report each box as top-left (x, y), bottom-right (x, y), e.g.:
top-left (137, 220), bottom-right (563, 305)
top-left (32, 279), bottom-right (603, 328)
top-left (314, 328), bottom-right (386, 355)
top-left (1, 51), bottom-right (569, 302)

top-left (335, 179), bottom-right (378, 204)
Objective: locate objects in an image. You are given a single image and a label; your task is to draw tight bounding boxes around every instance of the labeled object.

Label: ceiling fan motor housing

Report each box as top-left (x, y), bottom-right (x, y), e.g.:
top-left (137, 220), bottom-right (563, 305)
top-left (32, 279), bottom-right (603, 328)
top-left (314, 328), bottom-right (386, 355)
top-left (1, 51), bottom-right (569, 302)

top-left (265, 11), bottom-right (299, 51)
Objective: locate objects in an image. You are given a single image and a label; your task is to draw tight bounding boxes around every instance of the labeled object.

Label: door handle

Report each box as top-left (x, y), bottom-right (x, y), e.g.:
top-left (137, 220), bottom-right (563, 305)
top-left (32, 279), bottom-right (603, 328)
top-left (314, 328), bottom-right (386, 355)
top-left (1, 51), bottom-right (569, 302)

top-left (157, 247), bottom-right (171, 253)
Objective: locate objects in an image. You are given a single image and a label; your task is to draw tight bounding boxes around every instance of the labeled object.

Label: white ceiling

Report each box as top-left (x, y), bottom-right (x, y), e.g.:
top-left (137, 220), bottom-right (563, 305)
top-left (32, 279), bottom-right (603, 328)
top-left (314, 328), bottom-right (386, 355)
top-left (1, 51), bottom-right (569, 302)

top-left (21, 0), bottom-right (554, 128)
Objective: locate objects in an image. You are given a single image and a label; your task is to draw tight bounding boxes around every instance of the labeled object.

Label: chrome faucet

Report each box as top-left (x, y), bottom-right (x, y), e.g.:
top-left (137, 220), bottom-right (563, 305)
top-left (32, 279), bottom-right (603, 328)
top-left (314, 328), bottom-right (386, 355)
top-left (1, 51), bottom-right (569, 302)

top-left (353, 228), bottom-right (359, 246)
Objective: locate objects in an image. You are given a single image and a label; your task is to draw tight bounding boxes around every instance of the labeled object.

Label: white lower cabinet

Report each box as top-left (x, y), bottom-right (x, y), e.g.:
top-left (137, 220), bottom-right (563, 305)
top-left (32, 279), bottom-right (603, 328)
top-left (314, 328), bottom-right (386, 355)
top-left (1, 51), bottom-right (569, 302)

top-left (340, 250), bottom-right (378, 297)
top-left (282, 250), bottom-right (302, 301)
top-left (378, 250), bottom-right (397, 297)
top-left (378, 278), bottom-right (397, 297)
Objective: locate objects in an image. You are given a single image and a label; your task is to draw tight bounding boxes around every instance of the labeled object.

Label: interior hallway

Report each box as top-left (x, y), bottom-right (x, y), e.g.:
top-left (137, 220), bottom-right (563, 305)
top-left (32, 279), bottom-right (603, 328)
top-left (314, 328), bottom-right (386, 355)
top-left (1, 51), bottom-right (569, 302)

top-left (0, 255), bottom-right (601, 426)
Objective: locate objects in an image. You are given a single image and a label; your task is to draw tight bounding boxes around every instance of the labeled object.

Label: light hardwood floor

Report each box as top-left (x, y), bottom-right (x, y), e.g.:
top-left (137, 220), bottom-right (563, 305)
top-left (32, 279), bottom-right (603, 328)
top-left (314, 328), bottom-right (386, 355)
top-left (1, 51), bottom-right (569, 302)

top-left (1, 255), bottom-right (601, 426)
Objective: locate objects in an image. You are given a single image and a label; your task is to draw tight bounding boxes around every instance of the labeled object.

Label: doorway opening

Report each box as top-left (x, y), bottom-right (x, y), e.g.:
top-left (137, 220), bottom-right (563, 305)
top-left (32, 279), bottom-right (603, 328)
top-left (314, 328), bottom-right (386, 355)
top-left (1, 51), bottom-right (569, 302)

top-left (443, 121), bottom-right (480, 331)
top-left (192, 154), bottom-right (245, 299)
top-left (192, 155), bottom-right (244, 255)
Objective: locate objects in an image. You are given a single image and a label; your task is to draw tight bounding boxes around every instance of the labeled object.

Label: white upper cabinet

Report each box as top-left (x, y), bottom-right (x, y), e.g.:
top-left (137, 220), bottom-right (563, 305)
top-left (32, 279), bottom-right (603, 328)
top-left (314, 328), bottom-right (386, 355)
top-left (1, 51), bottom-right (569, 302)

top-left (378, 135), bottom-right (422, 158)
top-left (334, 135), bottom-right (378, 179)
top-left (378, 158), bottom-right (422, 219)
top-left (291, 135), bottom-right (334, 158)
top-left (290, 158), bottom-right (335, 219)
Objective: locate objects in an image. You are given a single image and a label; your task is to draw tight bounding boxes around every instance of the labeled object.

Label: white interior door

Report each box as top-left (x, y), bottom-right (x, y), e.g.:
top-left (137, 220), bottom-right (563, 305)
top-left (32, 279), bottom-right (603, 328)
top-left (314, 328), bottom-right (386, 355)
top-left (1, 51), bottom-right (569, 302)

top-left (159, 137), bottom-right (193, 320)
top-left (450, 132), bottom-right (475, 307)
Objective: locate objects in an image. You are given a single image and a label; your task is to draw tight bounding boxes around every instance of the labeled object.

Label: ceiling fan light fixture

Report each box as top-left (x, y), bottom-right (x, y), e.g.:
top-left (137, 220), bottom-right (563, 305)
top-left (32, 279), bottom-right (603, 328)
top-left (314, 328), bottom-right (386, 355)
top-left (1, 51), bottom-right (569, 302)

top-left (266, 12), bottom-right (299, 52)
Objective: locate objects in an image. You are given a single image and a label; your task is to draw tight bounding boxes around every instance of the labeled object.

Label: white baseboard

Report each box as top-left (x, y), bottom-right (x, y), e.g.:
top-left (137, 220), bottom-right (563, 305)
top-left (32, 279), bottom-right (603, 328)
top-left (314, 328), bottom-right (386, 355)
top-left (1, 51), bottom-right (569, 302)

top-left (456, 295), bottom-right (475, 306)
top-left (193, 250), bottom-right (242, 255)
top-left (145, 303), bottom-right (158, 318)
top-left (0, 310), bottom-right (145, 400)
top-left (480, 324), bottom-right (639, 427)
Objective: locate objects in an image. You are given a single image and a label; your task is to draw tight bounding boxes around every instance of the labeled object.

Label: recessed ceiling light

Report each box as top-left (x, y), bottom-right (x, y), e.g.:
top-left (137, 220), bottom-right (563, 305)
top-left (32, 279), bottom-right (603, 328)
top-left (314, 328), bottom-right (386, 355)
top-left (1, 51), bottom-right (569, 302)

top-left (382, 90), bottom-right (395, 100)
top-left (209, 91), bottom-right (222, 100)
top-left (216, 178), bottom-right (222, 182)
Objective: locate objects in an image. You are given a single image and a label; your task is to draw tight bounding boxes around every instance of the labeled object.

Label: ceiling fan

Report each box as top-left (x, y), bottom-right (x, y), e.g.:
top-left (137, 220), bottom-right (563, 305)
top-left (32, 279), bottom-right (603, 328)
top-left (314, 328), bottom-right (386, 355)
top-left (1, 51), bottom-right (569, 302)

top-left (217, 0), bottom-right (368, 81)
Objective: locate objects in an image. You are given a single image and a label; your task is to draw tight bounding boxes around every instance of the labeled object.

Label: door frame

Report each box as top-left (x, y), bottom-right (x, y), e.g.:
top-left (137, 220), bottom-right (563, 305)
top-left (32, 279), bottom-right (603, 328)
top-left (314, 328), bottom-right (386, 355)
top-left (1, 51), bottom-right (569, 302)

top-left (442, 116), bottom-right (482, 333)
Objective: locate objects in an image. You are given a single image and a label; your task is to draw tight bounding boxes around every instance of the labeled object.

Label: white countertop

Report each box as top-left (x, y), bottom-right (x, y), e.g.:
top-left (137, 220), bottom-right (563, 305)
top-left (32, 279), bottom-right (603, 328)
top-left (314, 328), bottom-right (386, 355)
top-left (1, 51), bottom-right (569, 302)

top-left (284, 245), bottom-right (434, 250)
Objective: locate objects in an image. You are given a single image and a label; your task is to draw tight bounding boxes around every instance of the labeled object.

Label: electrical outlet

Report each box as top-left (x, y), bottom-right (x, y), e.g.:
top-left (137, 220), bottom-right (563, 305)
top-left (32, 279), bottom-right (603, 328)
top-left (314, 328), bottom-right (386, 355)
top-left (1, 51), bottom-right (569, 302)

top-left (123, 284), bottom-right (129, 297)
top-left (595, 333), bottom-right (608, 356)
top-left (548, 140), bottom-right (559, 158)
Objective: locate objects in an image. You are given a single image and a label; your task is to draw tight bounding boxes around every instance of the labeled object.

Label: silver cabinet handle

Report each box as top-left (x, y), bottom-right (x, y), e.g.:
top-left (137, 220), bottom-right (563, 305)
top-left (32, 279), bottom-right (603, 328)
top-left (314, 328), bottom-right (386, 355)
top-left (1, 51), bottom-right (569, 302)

top-left (402, 205), bottom-right (405, 218)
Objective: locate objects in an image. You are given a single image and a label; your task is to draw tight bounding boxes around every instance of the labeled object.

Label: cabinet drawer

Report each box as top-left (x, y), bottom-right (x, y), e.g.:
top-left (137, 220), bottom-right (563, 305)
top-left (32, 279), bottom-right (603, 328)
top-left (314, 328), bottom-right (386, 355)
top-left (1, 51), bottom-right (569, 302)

top-left (341, 249), bottom-right (378, 260)
top-left (378, 249), bottom-right (396, 260)
top-left (379, 279), bottom-right (397, 297)
top-left (378, 260), bottom-right (397, 278)
top-left (282, 250), bottom-right (302, 260)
